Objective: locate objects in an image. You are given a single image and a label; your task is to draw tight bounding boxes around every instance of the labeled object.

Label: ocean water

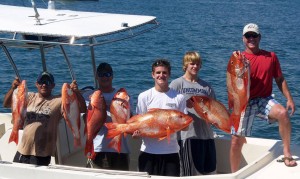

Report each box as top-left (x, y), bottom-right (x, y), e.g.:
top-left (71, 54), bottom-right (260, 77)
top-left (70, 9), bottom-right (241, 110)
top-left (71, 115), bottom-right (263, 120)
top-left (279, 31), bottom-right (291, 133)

top-left (0, 0), bottom-right (299, 145)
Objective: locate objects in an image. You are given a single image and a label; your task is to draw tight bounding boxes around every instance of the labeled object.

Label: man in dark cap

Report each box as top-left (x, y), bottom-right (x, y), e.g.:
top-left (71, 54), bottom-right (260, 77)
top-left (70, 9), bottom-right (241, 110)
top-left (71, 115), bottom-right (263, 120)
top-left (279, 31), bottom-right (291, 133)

top-left (3, 71), bottom-right (86, 166)
top-left (83, 62), bottom-right (131, 170)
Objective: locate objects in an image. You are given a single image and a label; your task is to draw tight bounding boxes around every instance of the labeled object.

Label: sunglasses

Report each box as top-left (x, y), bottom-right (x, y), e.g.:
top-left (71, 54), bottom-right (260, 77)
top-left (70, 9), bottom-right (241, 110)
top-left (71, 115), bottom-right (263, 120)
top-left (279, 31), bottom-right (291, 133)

top-left (244, 33), bottom-right (259, 39)
top-left (37, 80), bottom-right (53, 86)
top-left (98, 72), bottom-right (113, 77)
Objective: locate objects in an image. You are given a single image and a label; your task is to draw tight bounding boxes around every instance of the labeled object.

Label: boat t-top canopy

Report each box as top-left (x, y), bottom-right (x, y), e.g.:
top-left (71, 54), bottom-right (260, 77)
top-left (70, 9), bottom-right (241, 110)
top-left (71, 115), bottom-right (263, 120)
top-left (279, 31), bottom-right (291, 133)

top-left (0, 4), bottom-right (158, 46)
top-left (0, 4), bottom-right (159, 87)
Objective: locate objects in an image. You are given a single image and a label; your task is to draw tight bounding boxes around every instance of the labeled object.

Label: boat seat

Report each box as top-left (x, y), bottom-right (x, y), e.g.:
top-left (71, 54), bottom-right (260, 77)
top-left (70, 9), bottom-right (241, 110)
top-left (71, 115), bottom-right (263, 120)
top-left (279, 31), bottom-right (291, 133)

top-left (81, 86), bottom-right (94, 91)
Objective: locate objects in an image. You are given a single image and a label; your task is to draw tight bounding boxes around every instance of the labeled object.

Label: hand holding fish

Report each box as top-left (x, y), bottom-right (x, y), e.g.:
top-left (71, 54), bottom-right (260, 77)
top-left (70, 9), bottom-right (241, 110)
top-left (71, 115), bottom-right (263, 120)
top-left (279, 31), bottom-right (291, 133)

top-left (70, 80), bottom-right (79, 91)
top-left (186, 98), bottom-right (193, 108)
top-left (132, 130), bottom-right (141, 138)
top-left (11, 77), bottom-right (21, 90)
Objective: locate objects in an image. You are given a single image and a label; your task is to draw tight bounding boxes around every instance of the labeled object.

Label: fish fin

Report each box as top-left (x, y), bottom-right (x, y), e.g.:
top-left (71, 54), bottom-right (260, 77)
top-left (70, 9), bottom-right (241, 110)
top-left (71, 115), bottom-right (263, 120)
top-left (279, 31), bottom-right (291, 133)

top-left (74, 115), bottom-right (81, 145)
top-left (84, 106), bottom-right (95, 136)
top-left (158, 137), bottom-right (166, 141)
top-left (148, 108), bottom-right (160, 112)
top-left (227, 93), bottom-right (234, 111)
top-left (8, 130), bottom-right (18, 144)
top-left (105, 122), bottom-right (117, 129)
top-left (108, 135), bottom-right (122, 153)
top-left (166, 127), bottom-right (171, 143)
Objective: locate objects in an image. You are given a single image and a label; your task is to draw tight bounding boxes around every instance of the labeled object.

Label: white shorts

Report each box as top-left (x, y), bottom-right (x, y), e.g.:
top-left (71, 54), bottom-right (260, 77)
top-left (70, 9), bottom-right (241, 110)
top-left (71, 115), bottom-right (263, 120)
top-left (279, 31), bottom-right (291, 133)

top-left (233, 96), bottom-right (279, 136)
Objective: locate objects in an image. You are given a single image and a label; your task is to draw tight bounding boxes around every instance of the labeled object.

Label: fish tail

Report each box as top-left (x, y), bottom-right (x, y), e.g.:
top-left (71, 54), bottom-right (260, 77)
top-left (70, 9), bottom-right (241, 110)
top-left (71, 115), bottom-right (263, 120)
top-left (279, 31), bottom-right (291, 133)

top-left (8, 130), bottom-right (18, 144)
top-left (88, 151), bottom-right (97, 160)
top-left (84, 139), bottom-right (93, 158)
top-left (105, 123), bottom-right (122, 139)
top-left (108, 135), bottom-right (122, 153)
top-left (74, 137), bottom-right (81, 148)
top-left (230, 114), bottom-right (241, 134)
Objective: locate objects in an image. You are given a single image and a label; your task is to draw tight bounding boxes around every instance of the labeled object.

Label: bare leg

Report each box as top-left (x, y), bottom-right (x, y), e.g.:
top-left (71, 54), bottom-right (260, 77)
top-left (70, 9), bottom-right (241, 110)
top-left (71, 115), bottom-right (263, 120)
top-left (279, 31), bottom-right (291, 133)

top-left (269, 104), bottom-right (297, 166)
top-left (230, 135), bottom-right (246, 173)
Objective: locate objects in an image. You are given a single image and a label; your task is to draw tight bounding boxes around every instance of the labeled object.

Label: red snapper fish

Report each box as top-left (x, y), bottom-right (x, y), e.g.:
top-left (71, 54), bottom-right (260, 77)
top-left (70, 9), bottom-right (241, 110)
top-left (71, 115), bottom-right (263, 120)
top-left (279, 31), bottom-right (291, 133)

top-left (110, 88), bottom-right (130, 124)
top-left (226, 51), bottom-right (250, 133)
top-left (84, 90), bottom-right (107, 159)
top-left (109, 88), bottom-right (131, 152)
top-left (191, 96), bottom-right (231, 133)
top-left (10, 80), bottom-right (28, 144)
top-left (61, 83), bottom-right (81, 147)
top-left (105, 109), bottom-right (193, 153)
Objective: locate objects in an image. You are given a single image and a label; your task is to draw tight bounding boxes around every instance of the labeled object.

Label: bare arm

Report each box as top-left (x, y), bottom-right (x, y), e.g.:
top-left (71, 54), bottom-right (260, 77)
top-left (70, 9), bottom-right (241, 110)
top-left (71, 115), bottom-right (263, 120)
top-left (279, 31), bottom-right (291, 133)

top-left (275, 76), bottom-right (295, 115)
top-left (3, 78), bottom-right (20, 108)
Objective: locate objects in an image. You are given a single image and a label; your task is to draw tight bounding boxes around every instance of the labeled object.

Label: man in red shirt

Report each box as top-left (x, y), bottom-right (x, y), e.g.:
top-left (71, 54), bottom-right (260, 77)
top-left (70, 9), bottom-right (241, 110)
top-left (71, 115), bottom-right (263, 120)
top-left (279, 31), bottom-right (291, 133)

top-left (230, 23), bottom-right (297, 172)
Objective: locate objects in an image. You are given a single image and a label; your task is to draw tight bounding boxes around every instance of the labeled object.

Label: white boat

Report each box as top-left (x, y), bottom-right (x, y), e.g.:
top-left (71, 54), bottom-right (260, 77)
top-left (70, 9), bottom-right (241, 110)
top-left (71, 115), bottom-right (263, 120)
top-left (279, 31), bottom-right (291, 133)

top-left (0, 3), bottom-right (299, 179)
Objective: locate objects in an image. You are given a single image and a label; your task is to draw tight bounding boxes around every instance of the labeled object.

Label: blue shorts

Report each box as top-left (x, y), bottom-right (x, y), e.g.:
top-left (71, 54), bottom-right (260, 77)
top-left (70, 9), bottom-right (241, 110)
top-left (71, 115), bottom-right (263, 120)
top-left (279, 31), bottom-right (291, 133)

top-left (233, 96), bottom-right (279, 136)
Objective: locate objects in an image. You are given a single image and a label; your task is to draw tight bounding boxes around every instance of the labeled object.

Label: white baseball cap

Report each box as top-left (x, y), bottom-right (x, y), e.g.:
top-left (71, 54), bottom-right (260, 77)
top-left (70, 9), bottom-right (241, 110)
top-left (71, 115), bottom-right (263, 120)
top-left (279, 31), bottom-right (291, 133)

top-left (243, 23), bottom-right (260, 35)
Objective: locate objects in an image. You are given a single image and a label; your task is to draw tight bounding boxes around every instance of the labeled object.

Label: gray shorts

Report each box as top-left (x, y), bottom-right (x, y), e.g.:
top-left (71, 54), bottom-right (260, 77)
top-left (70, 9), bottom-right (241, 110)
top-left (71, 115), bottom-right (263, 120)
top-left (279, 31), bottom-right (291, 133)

top-left (232, 96), bottom-right (279, 136)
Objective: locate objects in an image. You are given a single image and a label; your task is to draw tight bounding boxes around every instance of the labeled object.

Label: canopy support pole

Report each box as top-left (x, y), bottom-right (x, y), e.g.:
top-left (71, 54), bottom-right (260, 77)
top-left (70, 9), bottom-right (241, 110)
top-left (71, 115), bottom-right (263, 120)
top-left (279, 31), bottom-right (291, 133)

top-left (89, 38), bottom-right (98, 89)
top-left (59, 45), bottom-right (76, 81)
top-left (0, 42), bottom-right (21, 80)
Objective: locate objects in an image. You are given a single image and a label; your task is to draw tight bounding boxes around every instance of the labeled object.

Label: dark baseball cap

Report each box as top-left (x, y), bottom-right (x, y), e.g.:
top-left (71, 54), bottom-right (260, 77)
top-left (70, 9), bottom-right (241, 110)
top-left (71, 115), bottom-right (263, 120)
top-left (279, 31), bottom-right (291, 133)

top-left (37, 71), bottom-right (55, 83)
top-left (97, 63), bottom-right (113, 76)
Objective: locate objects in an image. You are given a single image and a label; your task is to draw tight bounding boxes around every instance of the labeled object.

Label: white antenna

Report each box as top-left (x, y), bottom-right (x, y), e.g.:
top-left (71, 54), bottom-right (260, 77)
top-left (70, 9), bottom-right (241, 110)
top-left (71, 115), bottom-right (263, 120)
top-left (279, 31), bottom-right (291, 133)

top-left (30, 0), bottom-right (41, 25)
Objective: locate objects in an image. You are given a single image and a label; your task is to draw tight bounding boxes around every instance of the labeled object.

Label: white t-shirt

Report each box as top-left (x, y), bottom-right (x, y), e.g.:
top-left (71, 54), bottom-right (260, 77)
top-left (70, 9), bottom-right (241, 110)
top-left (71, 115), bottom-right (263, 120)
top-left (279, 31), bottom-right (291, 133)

top-left (136, 87), bottom-right (187, 154)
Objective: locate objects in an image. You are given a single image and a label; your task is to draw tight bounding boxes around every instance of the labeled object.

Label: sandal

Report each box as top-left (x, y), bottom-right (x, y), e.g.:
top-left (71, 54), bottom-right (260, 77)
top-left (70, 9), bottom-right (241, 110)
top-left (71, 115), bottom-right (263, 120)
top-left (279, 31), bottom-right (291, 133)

top-left (277, 157), bottom-right (297, 167)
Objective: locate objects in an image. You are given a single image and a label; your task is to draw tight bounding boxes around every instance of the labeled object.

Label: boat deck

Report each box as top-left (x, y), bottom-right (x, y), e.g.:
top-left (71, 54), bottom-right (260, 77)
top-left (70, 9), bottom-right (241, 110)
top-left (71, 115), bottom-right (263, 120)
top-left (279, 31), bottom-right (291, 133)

top-left (1, 113), bottom-right (300, 179)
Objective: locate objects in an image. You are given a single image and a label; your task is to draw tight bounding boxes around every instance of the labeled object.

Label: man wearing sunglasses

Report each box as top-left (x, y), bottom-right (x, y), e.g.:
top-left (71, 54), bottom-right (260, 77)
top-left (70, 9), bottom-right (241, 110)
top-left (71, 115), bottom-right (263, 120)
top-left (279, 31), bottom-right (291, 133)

top-left (83, 62), bottom-right (131, 170)
top-left (3, 71), bottom-right (86, 166)
top-left (230, 23), bottom-right (297, 172)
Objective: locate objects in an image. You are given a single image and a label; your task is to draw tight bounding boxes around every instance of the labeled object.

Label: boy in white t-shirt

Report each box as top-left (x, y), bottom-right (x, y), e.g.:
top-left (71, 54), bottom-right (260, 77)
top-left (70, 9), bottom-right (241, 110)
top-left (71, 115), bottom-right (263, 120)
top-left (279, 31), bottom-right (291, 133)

top-left (134, 59), bottom-right (187, 176)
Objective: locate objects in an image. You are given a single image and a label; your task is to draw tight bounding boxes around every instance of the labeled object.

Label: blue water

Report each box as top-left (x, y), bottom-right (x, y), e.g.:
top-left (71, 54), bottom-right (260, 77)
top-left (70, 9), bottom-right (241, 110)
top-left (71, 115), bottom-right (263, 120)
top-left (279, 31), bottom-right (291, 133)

top-left (0, 0), bottom-right (299, 145)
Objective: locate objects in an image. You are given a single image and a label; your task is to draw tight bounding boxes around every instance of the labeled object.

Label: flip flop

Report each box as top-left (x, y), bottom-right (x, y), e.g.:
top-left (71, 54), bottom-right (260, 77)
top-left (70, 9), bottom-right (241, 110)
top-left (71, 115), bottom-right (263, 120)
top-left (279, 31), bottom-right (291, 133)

top-left (277, 157), bottom-right (297, 167)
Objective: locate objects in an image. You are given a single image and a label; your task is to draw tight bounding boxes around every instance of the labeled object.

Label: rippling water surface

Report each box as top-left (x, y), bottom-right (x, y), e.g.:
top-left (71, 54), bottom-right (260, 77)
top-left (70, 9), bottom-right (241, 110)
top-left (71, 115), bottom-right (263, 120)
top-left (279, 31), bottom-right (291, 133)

top-left (0, 0), bottom-right (299, 145)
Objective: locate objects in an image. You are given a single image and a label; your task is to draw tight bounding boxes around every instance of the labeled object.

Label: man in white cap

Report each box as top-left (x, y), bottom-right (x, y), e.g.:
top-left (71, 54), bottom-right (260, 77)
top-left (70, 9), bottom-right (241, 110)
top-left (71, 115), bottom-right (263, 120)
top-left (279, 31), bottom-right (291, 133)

top-left (230, 23), bottom-right (297, 172)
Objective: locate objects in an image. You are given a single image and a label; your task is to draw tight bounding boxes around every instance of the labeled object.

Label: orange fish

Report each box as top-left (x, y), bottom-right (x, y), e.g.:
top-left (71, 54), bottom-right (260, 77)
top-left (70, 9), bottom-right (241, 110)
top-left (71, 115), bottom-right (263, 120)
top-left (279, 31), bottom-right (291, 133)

top-left (105, 109), bottom-right (193, 153)
top-left (110, 88), bottom-right (130, 124)
top-left (61, 83), bottom-right (81, 147)
top-left (191, 96), bottom-right (231, 133)
top-left (9, 80), bottom-right (28, 144)
top-left (226, 51), bottom-right (250, 133)
top-left (109, 88), bottom-right (131, 152)
top-left (84, 90), bottom-right (107, 159)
